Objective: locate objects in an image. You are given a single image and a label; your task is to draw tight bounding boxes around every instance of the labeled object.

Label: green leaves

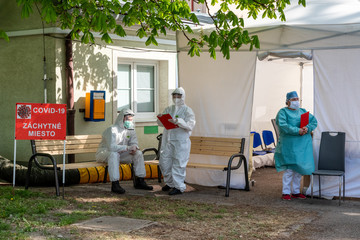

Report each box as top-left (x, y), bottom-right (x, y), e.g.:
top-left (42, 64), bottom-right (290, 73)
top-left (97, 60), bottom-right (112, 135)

top-left (0, 30), bottom-right (9, 42)
top-left (17, 0), bottom-right (33, 18)
top-left (12, 0), bottom-right (306, 60)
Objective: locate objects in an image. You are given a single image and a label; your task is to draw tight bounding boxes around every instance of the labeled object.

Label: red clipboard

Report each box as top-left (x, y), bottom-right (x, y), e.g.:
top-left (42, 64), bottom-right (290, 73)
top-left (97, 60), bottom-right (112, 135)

top-left (300, 112), bottom-right (309, 128)
top-left (157, 114), bottom-right (179, 130)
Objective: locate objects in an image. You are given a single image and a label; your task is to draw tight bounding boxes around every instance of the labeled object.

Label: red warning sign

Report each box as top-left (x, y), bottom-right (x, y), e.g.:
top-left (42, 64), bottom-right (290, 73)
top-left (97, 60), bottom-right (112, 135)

top-left (15, 103), bottom-right (67, 140)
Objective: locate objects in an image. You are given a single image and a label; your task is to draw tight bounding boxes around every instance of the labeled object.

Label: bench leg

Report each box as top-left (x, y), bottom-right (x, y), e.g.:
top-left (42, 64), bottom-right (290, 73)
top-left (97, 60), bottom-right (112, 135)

top-left (103, 166), bottom-right (108, 183)
top-left (25, 158), bottom-right (33, 190)
top-left (243, 158), bottom-right (250, 191)
top-left (157, 165), bottom-right (162, 183)
top-left (225, 169), bottom-right (231, 197)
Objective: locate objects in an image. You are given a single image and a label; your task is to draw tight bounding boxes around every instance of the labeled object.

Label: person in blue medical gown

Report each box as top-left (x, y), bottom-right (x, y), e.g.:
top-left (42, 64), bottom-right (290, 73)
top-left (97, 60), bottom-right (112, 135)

top-left (274, 91), bottom-right (317, 201)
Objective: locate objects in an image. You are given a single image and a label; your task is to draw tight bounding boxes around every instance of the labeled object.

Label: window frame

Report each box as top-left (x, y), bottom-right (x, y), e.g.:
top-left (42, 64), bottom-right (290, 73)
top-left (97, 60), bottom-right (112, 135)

top-left (116, 59), bottom-right (159, 122)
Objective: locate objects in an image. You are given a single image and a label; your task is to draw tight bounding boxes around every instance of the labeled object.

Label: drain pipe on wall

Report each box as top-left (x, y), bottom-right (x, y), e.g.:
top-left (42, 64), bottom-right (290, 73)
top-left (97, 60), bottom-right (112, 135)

top-left (65, 34), bottom-right (76, 163)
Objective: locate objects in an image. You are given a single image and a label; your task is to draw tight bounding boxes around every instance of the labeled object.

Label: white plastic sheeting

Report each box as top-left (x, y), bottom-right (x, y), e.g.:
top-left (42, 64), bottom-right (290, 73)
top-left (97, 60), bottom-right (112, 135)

top-left (307, 49), bottom-right (360, 198)
top-left (179, 51), bottom-right (256, 189)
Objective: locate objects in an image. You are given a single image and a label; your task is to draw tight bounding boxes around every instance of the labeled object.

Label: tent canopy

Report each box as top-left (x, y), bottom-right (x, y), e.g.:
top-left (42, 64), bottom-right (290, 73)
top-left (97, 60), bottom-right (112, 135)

top-left (178, 0), bottom-right (360, 52)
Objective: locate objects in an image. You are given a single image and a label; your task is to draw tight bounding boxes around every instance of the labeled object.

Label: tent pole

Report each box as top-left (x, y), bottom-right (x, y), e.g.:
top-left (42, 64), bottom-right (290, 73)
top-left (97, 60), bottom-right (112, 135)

top-left (299, 62), bottom-right (304, 108)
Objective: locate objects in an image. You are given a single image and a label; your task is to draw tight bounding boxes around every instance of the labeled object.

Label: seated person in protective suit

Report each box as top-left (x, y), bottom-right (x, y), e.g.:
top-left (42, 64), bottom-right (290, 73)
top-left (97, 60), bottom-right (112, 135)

top-left (96, 109), bottom-right (153, 194)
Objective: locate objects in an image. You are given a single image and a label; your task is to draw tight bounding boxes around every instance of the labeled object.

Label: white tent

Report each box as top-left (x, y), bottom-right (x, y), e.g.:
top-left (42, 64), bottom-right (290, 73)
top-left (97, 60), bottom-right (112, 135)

top-left (178, 0), bottom-right (360, 197)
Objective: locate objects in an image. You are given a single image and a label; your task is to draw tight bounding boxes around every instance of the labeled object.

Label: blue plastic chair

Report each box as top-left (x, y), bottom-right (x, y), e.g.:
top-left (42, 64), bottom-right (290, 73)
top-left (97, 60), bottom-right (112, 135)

top-left (262, 130), bottom-right (276, 153)
top-left (250, 131), bottom-right (267, 156)
top-left (262, 130), bottom-right (276, 148)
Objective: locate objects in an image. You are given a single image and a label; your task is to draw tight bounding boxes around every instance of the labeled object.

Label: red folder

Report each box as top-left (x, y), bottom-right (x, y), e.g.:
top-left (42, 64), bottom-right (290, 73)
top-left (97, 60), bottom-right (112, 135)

top-left (157, 114), bottom-right (179, 130)
top-left (300, 112), bottom-right (309, 128)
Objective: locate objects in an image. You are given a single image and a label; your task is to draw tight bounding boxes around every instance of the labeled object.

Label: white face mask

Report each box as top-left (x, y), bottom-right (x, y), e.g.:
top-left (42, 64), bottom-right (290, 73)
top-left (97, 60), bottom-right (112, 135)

top-left (123, 120), bottom-right (134, 129)
top-left (173, 98), bottom-right (182, 106)
top-left (290, 100), bottom-right (300, 110)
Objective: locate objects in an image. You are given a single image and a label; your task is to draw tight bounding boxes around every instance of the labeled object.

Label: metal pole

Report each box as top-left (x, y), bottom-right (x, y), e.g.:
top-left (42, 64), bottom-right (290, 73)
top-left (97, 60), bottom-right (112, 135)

top-left (299, 62), bottom-right (304, 107)
top-left (43, 57), bottom-right (47, 103)
top-left (13, 140), bottom-right (17, 187)
top-left (63, 140), bottom-right (66, 199)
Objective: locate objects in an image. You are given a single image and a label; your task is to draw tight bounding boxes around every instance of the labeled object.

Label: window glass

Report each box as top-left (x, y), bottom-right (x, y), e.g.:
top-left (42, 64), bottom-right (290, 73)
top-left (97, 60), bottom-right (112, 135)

top-left (117, 64), bottom-right (131, 111)
top-left (137, 89), bottom-right (154, 112)
top-left (137, 65), bottom-right (154, 88)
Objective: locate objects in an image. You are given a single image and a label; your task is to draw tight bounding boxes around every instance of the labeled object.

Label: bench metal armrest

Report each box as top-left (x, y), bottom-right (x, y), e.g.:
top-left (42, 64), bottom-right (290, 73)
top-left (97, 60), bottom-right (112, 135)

top-left (25, 153), bottom-right (60, 196)
top-left (224, 153), bottom-right (250, 197)
top-left (142, 148), bottom-right (159, 159)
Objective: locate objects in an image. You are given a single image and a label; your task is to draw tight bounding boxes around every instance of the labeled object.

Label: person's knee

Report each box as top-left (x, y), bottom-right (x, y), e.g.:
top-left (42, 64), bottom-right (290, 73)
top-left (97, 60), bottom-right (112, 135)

top-left (107, 152), bottom-right (119, 164)
top-left (134, 150), bottom-right (142, 157)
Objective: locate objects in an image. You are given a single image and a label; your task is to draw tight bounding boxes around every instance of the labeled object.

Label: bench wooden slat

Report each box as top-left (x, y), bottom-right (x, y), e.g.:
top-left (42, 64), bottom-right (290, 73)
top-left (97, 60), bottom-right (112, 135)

top-left (39, 148), bottom-right (98, 155)
top-left (190, 150), bottom-right (237, 156)
top-left (191, 140), bottom-right (239, 145)
top-left (65, 135), bottom-right (102, 140)
top-left (190, 136), bottom-right (242, 143)
top-left (36, 144), bottom-right (99, 151)
top-left (191, 145), bottom-right (240, 152)
top-left (35, 139), bottom-right (102, 147)
top-left (186, 163), bottom-right (227, 170)
top-left (191, 142), bottom-right (241, 148)
top-left (43, 162), bottom-right (106, 170)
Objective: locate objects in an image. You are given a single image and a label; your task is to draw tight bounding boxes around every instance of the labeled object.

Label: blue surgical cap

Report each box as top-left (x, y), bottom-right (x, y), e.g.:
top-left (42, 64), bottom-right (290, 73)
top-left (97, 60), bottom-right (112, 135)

top-left (286, 91), bottom-right (298, 100)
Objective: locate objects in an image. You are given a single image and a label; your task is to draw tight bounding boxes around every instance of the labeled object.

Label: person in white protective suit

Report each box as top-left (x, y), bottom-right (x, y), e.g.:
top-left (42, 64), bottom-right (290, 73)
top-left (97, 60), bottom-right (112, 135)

top-left (157, 87), bottom-right (196, 195)
top-left (96, 109), bottom-right (153, 194)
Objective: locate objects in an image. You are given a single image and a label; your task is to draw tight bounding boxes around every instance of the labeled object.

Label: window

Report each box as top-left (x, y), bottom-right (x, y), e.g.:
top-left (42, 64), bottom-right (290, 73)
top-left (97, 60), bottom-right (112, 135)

top-left (117, 61), bottom-right (157, 120)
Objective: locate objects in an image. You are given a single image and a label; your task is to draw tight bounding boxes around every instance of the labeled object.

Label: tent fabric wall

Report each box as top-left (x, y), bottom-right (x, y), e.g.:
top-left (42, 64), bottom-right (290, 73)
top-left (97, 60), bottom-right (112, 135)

top-left (178, 51), bottom-right (256, 188)
top-left (307, 49), bottom-right (360, 198)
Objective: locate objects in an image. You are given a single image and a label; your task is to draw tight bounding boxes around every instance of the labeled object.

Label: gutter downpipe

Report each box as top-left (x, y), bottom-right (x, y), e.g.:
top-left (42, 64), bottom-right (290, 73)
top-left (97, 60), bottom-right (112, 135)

top-left (65, 34), bottom-right (76, 163)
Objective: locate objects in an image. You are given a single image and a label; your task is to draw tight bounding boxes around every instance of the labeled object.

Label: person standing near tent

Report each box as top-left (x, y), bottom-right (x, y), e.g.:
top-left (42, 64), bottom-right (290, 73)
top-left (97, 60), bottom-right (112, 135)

top-left (157, 87), bottom-right (196, 195)
top-left (96, 109), bottom-right (153, 194)
top-left (275, 91), bottom-right (317, 201)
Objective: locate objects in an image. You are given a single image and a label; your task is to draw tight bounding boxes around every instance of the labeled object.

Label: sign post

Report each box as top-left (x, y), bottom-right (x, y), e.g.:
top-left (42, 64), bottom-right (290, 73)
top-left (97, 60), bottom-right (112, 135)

top-left (14, 103), bottom-right (67, 196)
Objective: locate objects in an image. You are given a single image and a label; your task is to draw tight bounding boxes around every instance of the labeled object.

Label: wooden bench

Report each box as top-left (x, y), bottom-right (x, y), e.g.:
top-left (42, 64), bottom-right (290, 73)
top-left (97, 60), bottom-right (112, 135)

top-left (144, 135), bottom-right (249, 197)
top-left (26, 135), bottom-right (106, 196)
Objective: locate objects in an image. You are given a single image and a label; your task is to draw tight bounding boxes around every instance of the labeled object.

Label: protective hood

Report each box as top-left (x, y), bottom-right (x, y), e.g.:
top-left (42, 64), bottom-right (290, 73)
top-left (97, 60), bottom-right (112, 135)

top-left (172, 87), bottom-right (186, 106)
top-left (114, 109), bottom-right (135, 128)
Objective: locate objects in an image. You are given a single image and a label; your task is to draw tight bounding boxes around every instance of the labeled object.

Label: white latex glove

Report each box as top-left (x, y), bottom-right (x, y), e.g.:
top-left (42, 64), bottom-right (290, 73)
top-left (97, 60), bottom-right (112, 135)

top-left (168, 118), bottom-right (178, 124)
top-left (128, 145), bottom-right (138, 152)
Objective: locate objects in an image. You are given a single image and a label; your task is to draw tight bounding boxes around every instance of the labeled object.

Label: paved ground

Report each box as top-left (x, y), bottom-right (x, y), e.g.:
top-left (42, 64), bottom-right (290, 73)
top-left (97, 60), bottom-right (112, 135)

top-left (8, 167), bottom-right (360, 239)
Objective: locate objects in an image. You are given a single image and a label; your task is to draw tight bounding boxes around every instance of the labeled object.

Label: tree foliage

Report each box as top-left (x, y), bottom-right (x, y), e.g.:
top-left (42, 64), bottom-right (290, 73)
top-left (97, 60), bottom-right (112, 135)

top-left (4, 0), bottom-right (306, 59)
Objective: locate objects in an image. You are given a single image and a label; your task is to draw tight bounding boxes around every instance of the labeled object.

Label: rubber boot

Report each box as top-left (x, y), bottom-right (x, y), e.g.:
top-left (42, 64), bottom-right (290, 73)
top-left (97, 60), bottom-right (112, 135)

top-left (111, 181), bottom-right (125, 194)
top-left (134, 177), bottom-right (153, 190)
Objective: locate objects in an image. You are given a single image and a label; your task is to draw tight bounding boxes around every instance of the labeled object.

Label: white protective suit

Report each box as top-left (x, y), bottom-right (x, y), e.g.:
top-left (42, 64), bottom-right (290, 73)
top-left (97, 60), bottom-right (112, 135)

top-left (157, 87), bottom-right (196, 192)
top-left (96, 109), bottom-right (146, 182)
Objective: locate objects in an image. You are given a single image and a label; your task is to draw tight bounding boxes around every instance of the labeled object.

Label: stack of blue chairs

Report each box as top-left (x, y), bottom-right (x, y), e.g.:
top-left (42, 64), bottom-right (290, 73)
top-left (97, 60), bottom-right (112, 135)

top-left (250, 131), bottom-right (267, 156)
top-left (250, 130), bottom-right (277, 155)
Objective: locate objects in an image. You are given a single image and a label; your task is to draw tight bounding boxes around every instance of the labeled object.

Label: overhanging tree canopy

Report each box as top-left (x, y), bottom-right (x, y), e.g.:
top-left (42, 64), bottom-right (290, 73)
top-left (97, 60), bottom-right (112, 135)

top-left (1, 0), bottom-right (306, 59)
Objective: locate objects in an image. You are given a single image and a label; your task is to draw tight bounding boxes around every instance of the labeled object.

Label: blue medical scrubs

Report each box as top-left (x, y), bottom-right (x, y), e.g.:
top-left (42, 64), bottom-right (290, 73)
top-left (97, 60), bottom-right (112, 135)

top-left (274, 107), bottom-right (317, 175)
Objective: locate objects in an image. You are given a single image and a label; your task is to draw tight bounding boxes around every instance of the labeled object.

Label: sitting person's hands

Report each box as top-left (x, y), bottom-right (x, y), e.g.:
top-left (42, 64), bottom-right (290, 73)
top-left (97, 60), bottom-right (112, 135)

top-left (128, 145), bottom-right (138, 154)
